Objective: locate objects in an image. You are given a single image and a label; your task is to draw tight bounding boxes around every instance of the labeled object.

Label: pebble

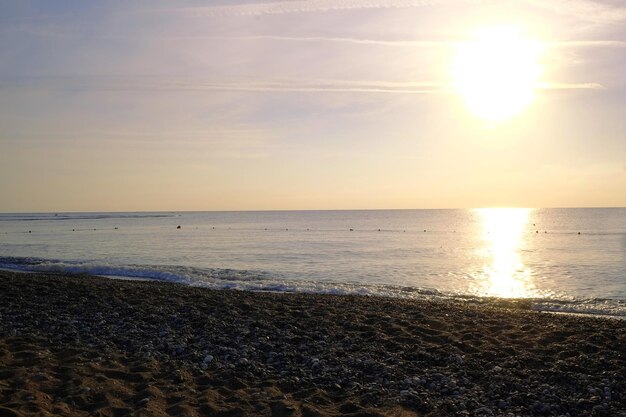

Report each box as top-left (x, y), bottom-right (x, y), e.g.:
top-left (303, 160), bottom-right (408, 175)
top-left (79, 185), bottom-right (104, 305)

top-left (1, 272), bottom-right (625, 417)
top-left (474, 406), bottom-right (493, 415)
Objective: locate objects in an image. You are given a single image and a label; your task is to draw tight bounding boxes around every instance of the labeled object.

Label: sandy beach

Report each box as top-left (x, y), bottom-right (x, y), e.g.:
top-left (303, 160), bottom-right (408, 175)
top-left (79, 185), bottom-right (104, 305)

top-left (0, 270), bottom-right (624, 416)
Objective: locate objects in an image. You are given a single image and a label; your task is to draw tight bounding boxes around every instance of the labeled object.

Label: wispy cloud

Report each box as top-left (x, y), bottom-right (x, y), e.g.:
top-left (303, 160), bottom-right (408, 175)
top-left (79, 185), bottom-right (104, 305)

top-left (184, 35), bottom-right (461, 47)
top-left (547, 40), bottom-right (626, 48)
top-left (538, 82), bottom-right (604, 89)
top-left (152, 0), bottom-right (626, 22)
top-left (0, 77), bottom-right (603, 94)
top-left (191, 35), bottom-right (626, 49)
top-left (0, 78), bottom-right (450, 94)
top-left (525, 0), bottom-right (626, 23)
top-left (7, 28), bottom-right (626, 52)
top-left (161, 0), bottom-right (454, 17)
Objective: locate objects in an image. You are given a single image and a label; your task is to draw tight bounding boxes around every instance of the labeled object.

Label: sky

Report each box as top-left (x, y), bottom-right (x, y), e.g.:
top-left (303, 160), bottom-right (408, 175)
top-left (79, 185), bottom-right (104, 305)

top-left (0, 0), bottom-right (625, 212)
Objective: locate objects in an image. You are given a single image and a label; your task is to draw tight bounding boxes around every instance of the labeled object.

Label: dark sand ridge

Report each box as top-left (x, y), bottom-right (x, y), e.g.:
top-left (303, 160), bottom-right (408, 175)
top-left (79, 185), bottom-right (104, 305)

top-left (0, 271), bottom-right (624, 416)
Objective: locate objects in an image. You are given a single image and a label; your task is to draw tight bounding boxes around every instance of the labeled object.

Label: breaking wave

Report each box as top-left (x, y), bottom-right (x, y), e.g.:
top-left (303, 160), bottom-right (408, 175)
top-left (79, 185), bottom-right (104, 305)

top-left (1, 256), bottom-right (624, 319)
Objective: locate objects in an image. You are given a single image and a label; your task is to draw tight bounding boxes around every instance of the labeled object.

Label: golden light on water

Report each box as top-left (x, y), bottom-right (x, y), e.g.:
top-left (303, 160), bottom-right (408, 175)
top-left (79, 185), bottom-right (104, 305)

top-left (475, 208), bottom-right (535, 298)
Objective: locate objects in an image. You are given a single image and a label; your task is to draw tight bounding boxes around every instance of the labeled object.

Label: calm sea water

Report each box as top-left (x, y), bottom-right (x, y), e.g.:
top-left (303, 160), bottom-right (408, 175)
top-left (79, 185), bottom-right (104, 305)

top-left (1, 208), bottom-right (625, 317)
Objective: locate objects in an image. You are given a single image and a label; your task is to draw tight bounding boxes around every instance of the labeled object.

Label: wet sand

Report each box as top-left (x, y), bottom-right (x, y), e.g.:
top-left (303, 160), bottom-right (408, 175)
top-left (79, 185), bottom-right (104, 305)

top-left (0, 270), bottom-right (624, 416)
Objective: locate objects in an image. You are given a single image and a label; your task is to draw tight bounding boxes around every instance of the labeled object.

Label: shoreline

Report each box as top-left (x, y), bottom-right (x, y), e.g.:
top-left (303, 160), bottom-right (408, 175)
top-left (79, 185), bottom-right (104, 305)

top-left (1, 270), bottom-right (625, 416)
top-left (2, 265), bottom-right (625, 321)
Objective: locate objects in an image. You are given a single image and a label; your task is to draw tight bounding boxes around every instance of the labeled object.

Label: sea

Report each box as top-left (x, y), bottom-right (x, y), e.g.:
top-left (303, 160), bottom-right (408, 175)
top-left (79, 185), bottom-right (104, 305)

top-left (1, 208), bottom-right (625, 318)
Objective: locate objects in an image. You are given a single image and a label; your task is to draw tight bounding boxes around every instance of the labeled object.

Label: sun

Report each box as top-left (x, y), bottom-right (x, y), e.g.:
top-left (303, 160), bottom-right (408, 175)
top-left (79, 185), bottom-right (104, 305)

top-left (453, 26), bottom-right (544, 122)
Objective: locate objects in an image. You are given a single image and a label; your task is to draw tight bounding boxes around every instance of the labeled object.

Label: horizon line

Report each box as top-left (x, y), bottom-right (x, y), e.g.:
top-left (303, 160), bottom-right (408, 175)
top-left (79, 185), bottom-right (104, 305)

top-left (2, 206), bottom-right (625, 215)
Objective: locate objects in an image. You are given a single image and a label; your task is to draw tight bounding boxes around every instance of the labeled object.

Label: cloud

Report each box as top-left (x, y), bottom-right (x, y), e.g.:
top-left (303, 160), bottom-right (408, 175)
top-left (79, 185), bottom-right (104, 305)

top-left (188, 36), bottom-right (626, 54)
top-left (548, 40), bottom-right (626, 48)
top-left (151, 0), bottom-right (626, 22)
top-left (160, 0), bottom-right (455, 17)
top-left (185, 35), bottom-right (461, 47)
top-left (524, 0), bottom-right (626, 23)
top-left (538, 82), bottom-right (604, 89)
top-left (215, 36), bottom-right (626, 49)
top-left (0, 78), bottom-right (451, 94)
top-left (0, 77), bottom-right (603, 94)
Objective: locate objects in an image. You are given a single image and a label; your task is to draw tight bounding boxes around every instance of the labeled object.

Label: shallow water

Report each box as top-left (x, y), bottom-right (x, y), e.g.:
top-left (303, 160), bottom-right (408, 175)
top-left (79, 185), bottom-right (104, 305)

top-left (1, 208), bottom-right (625, 316)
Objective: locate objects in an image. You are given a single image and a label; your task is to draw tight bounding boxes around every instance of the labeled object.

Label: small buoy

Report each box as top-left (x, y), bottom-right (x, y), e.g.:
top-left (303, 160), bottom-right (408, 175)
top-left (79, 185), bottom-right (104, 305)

top-left (536, 231), bottom-right (538, 233)
top-left (423, 229), bottom-right (427, 232)
top-left (212, 227), bottom-right (215, 229)
top-left (28, 230), bottom-right (31, 233)
top-left (114, 227), bottom-right (118, 230)
top-left (378, 229), bottom-right (381, 232)
top-left (349, 228), bottom-right (354, 231)
top-left (72, 229), bottom-right (75, 231)
top-left (176, 225), bottom-right (181, 229)
top-left (286, 228), bottom-right (288, 231)
top-left (578, 232), bottom-right (581, 235)
top-left (544, 231), bottom-right (547, 234)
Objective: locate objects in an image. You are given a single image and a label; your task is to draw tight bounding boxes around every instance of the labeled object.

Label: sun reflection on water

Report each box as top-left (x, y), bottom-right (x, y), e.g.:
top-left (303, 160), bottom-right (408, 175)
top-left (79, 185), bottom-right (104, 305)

top-left (474, 208), bottom-right (535, 298)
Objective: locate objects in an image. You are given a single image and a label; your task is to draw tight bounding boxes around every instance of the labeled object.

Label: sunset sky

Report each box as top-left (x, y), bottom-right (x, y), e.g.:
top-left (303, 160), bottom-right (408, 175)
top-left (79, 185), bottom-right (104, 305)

top-left (1, 0), bottom-right (624, 212)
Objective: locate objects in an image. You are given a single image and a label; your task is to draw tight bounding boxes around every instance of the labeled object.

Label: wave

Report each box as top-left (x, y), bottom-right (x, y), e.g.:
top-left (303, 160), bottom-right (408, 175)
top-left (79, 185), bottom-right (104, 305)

top-left (1, 256), bottom-right (624, 319)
